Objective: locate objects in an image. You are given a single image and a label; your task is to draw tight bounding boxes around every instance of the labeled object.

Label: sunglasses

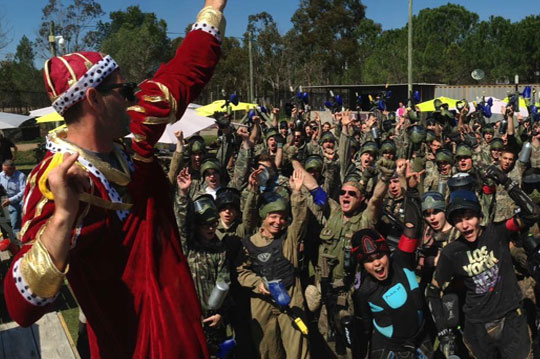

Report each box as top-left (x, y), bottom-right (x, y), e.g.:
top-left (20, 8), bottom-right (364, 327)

top-left (339, 190), bottom-right (357, 197)
top-left (99, 82), bottom-right (138, 102)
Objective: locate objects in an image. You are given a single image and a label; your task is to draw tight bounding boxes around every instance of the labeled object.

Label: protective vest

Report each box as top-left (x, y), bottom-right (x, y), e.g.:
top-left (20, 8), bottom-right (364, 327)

top-left (242, 234), bottom-right (295, 288)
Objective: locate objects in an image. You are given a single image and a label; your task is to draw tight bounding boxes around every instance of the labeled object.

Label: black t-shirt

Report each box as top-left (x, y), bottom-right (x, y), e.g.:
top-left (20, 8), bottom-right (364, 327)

top-left (434, 222), bottom-right (522, 323)
top-left (356, 249), bottom-right (424, 350)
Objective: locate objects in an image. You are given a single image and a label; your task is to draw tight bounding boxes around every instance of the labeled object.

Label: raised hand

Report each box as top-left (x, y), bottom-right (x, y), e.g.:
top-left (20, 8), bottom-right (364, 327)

top-left (289, 169), bottom-right (305, 193)
top-left (48, 152), bottom-right (90, 219)
top-left (177, 167), bottom-right (192, 194)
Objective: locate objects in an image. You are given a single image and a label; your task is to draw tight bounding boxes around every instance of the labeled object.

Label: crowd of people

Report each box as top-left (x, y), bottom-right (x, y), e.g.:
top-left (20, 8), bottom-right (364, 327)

top-left (2, 0), bottom-right (540, 358)
top-left (164, 97), bottom-right (540, 359)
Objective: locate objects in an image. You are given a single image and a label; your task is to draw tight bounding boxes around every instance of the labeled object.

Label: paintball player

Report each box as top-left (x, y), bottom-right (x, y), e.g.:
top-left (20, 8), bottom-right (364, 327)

top-left (426, 165), bottom-right (540, 359)
top-left (308, 158), bottom-right (395, 358)
top-left (353, 186), bottom-right (433, 359)
top-left (175, 178), bottom-right (230, 355)
top-left (237, 170), bottom-right (310, 359)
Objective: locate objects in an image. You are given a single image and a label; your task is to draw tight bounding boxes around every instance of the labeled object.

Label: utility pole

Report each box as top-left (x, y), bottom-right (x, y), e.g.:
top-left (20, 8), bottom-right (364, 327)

top-left (248, 31), bottom-right (254, 103)
top-left (48, 21), bottom-right (57, 57)
top-left (407, 0), bottom-right (413, 107)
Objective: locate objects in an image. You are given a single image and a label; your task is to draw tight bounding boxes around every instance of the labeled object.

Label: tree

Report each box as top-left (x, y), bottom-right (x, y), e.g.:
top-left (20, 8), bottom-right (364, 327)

top-left (35, 0), bottom-right (104, 58)
top-left (245, 12), bottom-right (288, 101)
top-left (289, 0), bottom-right (368, 85)
top-left (99, 6), bottom-right (171, 83)
top-left (0, 10), bottom-right (11, 51)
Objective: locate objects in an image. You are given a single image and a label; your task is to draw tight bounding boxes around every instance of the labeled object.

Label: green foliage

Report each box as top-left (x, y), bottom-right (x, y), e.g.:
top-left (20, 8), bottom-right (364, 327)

top-left (36, 0), bottom-right (104, 57)
top-left (99, 6), bottom-right (172, 83)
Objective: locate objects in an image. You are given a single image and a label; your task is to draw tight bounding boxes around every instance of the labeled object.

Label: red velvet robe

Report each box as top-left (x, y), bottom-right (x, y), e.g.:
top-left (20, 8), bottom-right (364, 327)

top-left (4, 29), bottom-right (220, 358)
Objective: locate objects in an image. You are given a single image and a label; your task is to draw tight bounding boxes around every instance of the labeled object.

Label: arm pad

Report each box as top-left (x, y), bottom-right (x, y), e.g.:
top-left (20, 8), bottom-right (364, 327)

top-left (507, 183), bottom-right (540, 228)
top-left (425, 283), bottom-right (448, 333)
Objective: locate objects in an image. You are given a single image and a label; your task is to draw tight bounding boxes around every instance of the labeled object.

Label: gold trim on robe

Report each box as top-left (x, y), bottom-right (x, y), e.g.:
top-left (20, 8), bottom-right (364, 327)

top-left (19, 229), bottom-right (69, 299)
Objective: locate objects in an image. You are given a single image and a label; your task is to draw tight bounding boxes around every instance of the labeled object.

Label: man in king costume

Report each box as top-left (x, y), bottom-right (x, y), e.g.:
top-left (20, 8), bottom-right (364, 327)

top-left (3, 1), bottom-right (228, 358)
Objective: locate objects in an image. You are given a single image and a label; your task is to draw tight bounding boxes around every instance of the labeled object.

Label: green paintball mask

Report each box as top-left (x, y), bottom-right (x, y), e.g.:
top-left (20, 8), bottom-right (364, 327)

top-left (522, 169), bottom-right (540, 204)
top-left (259, 192), bottom-right (288, 219)
top-left (193, 194), bottom-right (219, 225)
top-left (422, 191), bottom-right (446, 213)
top-left (408, 125), bottom-right (427, 144)
top-left (380, 140), bottom-right (397, 154)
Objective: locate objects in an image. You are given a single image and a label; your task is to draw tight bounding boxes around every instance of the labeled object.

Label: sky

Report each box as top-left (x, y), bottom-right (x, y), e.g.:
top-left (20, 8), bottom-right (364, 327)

top-left (0, 0), bottom-right (538, 62)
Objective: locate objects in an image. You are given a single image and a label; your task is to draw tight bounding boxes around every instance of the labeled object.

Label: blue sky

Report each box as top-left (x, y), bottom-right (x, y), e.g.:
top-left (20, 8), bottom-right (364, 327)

top-left (0, 0), bottom-right (537, 62)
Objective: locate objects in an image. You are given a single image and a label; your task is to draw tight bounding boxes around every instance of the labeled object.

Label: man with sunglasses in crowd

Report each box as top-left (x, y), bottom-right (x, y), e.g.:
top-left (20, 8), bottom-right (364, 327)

top-left (307, 157), bottom-right (395, 358)
top-left (3, 1), bottom-right (228, 358)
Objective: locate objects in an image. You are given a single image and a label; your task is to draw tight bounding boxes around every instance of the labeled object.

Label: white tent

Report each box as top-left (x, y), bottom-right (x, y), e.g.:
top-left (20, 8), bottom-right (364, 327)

top-left (0, 112), bottom-right (31, 129)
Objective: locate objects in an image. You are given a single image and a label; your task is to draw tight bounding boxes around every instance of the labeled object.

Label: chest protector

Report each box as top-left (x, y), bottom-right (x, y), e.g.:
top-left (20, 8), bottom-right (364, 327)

top-left (242, 234), bottom-right (295, 289)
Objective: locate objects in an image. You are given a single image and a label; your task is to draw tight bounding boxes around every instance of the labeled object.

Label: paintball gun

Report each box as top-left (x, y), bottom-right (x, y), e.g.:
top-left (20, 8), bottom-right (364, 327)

top-left (325, 90), bottom-right (344, 114)
top-left (264, 278), bottom-right (309, 335)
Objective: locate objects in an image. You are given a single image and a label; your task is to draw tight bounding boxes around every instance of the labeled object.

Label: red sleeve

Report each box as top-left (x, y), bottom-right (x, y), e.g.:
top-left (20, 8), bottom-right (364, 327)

top-left (4, 158), bottom-right (58, 326)
top-left (505, 217), bottom-right (520, 232)
top-left (398, 234), bottom-right (419, 253)
top-left (128, 29), bottom-right (221, 159)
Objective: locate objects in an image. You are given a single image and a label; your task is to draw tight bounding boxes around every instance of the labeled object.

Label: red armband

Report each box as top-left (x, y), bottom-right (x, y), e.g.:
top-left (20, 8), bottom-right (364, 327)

top-left (398, 235), bottom-right (419, 253)
top-left (482, 185), bottom-right (496, 195)
top-left (505, 217), bottom-right (520, 232)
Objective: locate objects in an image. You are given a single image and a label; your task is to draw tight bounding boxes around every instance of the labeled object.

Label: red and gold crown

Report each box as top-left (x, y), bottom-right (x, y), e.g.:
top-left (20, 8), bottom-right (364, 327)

top-left (43, 52), bottom-right (119, 115)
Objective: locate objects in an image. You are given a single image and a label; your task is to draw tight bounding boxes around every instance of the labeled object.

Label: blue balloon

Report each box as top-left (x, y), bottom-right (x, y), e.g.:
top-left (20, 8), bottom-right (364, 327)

top-left (335, 95), bottom-right (343, 106)
top-left (248, 109), bottom-right (256, 121)
top-left (523, 86), bottom-right (532, 99)
top-left (230, 93), bottom-right (239, 106)
top-left (413, 91), bottom-right (421, 102)
top-left (302, 92), bottom-right (309, 104)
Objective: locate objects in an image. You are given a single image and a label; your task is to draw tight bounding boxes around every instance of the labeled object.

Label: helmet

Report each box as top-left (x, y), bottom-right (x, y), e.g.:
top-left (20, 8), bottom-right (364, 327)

top-left (193, 194), bottom-right (219, 225)
top-left (448, 173), bottom-right (476, 192)
top-left (446, 190), bottom-right (481, 226)
top-left (380, 140), bottom-right (396, 154)
top-left (351, 228), bottom-right (390, 263)
top-left (455, 144), bottom-right (473, 158)
top-left (188, 135), bottom-right (206, 154)
top-left (305, 155), bottom-right (324, 172)
top-left (215, 187), bottom-right (241, 211)
top-left (490, 138), bottom-right (504, 150)
top-left (259, 192), bottom-right (288, 219)
top-left (200, 158), bottom-right (220, 177)
top-left (265, 128), bottom-right (279, 141)
top-left (279, 121), bottom-right (289, 130)
top-left (408, 125), bottom-right (427, 144)
top-left (482, 126), bottom-right (494, 135)
top-left (421, 191), bottom-right (446, 212)
top-left (320, 131), bottom-right (336, 144)
top-left (360, 141), bottom-right (379, 156)
top-left (435, 149), bottom-right (455, 165)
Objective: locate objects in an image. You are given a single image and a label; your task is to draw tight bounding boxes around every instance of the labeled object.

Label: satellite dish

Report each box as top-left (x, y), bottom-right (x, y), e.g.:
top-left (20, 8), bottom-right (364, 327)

top-left (471, 69), bottom-right (485, 81)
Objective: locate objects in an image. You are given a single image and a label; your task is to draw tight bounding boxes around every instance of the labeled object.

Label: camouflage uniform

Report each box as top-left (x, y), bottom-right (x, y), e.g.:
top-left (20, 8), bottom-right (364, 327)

top-left (176, 194), bottom-right (230, 354)
top-left (313, 198), bottom-right (379, 358)
top-left (216, 189), bottom-right (259, 358)
top-left (237, 192), bottom-right (309, 359)
top-left (492, 163), bottom-right (523, 223)
top-left (531, 143), bottom-right (540, 169)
